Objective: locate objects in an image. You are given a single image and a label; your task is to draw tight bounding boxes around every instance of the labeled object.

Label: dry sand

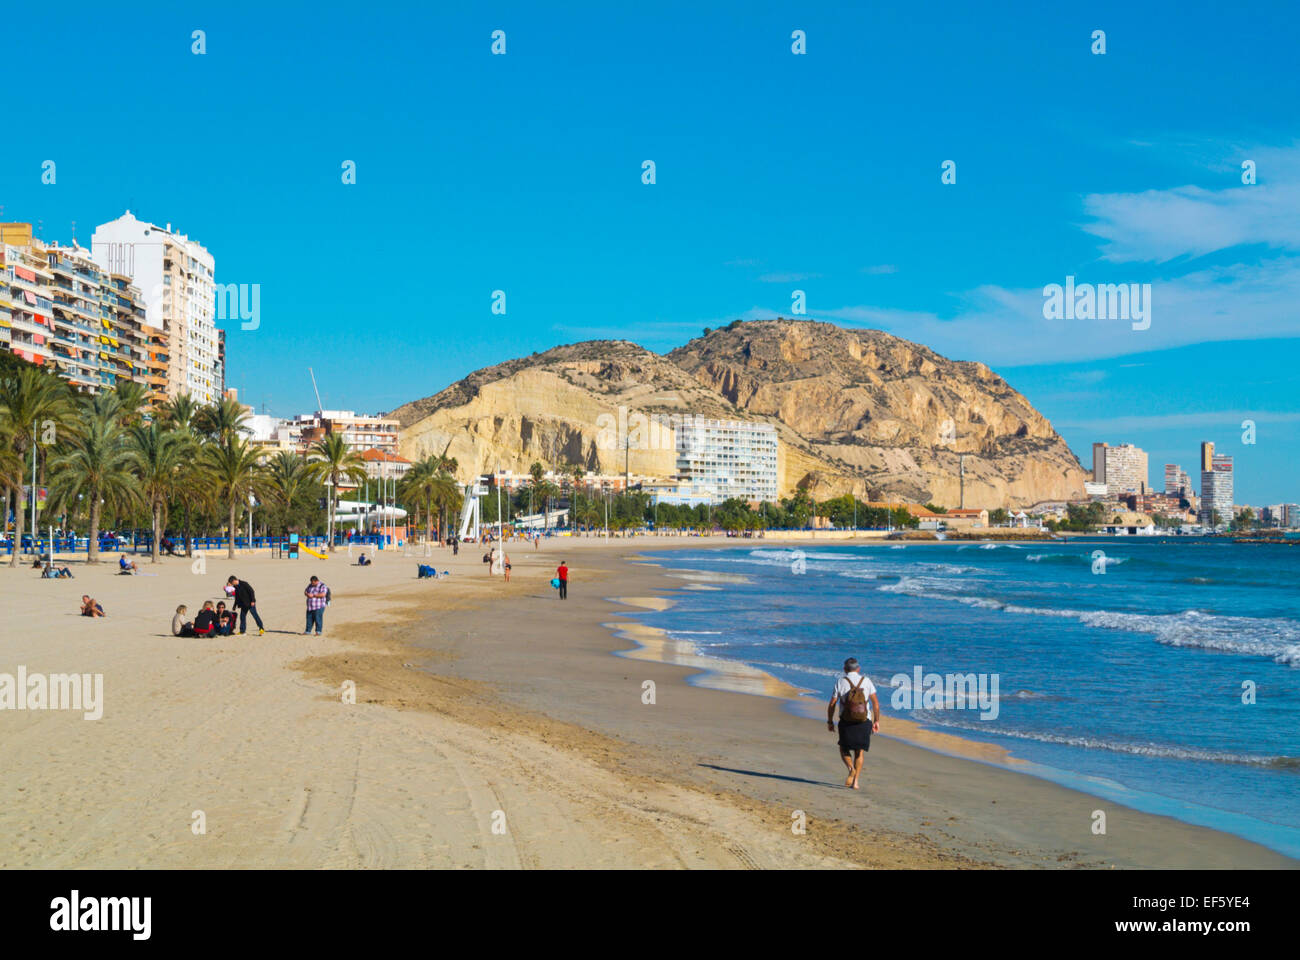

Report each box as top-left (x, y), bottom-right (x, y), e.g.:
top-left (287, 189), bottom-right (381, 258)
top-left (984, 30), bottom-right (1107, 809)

top-left (0, 535), bottom-right (1291, 869)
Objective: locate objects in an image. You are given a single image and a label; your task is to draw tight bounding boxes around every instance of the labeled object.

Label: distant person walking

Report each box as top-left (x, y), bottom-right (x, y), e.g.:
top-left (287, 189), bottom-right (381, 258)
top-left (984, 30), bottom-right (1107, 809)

top-left (227, 575), bottom-right (265, 636)
top-left (556, 561), bottom-right (568, 600)
top-left (303, 575), bottom-right (328, 636)
top-left (827, 657), bottom-right (881, 790)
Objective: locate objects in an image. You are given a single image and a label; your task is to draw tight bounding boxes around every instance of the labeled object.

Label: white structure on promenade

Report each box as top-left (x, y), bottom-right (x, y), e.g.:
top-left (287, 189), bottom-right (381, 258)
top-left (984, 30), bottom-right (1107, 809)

top-left (91, 211), bottom-right (221, 405)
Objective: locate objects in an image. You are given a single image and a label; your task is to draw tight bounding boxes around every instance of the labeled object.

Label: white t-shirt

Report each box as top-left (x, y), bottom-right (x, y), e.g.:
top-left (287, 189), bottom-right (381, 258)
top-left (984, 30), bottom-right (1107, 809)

top-left (832, 672), bottom-right (877, 720)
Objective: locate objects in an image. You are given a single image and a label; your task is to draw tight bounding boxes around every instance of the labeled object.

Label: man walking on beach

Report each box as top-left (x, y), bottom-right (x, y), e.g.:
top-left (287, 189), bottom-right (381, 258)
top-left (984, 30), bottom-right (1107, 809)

top-left (227, 575), bottom-right (265, 636)
top-left (828, 657), bottom-right (881, 790)
top-left (303, 575), bottom-right (328, 636)
top-left (556, 560), bottom-right (568, 599)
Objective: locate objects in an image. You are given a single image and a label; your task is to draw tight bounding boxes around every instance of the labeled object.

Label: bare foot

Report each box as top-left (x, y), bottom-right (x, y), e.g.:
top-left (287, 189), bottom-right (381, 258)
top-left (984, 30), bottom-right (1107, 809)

top-left (851, 780), bottom-right (861, 790)
top-left (845, 772), bottom-right (856, 787)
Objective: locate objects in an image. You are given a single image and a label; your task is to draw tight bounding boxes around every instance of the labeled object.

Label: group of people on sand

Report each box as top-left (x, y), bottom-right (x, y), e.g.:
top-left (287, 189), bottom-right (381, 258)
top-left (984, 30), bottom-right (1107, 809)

top-left (170, 573), bottom-right (332, 638)
top-left (34, 557), bottom-right (74, 578)
top-left (172, 601), bottom-right (237, 637)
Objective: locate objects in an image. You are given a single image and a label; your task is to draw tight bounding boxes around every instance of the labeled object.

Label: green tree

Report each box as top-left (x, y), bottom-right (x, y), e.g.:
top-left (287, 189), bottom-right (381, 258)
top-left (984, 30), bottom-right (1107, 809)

top-left (47, 407), bottom-right (138, 563)
top-left (128, 422), bottom-right (186, 562)
top-left (205, 436), bottom-right (264, 559)
top-left (196, 395), bottom-right (250, 444)
top-left (0, 365), bottom-right (74, 565)
top-left (306, 434), bottom-right (367, 551)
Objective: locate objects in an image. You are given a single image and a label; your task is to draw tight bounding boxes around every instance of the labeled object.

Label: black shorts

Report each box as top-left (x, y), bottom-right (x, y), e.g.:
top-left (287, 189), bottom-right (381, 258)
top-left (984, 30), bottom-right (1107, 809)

top-left (838, 721), bottom-right (872, 752)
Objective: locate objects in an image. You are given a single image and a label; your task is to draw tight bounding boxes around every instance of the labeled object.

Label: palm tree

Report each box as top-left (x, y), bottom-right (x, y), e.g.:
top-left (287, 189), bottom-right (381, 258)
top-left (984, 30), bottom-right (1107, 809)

top-left (306, 434), bottom-right (367, 552)
top-left (430, 471), bottom-right (460, 542)
top-left (0, 419), bottom-right (25, 542)
top-left (196, 395), bottom-right (250, 444)
top-left (0, 366), bottom-right (74, 566)
top-left (46, 408), bottom-right (138, 563)
top-left (535, 479), bottom-right (560, 532)
top-left (111, 380), bottom-right (151, 426)
top-left (205, 436), bottom-right (263, 559)
top-left (262, 450), bottom-right (311, 535)
top-left (399, 457), bottom-right (438, 542)
top-left (157, 394), bottom-right (204, 554)
top-left (128, 423), bottom-right (185, 562)
top-left (158, 393), bottom-right (200, 433)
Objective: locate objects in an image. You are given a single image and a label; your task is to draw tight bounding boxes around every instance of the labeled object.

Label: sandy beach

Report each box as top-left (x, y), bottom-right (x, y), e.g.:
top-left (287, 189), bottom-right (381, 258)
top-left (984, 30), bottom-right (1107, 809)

top-left (0, 535), bottom-right (1292, 869)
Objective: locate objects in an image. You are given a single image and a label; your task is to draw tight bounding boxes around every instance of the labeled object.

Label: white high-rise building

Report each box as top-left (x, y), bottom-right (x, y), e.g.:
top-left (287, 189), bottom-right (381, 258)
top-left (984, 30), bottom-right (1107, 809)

top-left (91, 211), bottom-right (220, 405)
top-left (1092, 442), bottom-right (1149, 494)
top-left (674, 418), bottom-right (779, 503)
top-left (1199, 451), bottom-right (1234, 527)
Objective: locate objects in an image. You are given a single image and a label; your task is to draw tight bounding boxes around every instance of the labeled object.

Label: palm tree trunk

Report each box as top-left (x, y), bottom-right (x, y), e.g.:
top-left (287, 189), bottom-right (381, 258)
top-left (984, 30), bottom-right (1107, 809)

top-left (227, 501), bottom-right (236, 559)
top-left (88, 496), bottom-right (101, 564)
top-left (151, 504), bottom-right (161, 563)
top-left (9, 486), bottom-right (22, 567)
top-left (327, 479), bottom-right (336, 553)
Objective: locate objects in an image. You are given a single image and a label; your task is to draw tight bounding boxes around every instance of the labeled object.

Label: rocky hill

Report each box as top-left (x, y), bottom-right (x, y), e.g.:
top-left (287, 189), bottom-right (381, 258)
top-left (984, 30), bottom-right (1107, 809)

top-left (386, 320), bottom-right (1087, 508)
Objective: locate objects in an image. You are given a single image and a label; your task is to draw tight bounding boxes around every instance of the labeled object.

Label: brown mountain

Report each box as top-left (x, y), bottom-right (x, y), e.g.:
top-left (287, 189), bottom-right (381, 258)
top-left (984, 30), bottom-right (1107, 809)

top-left (386, 319), bottom-right (1087, 508)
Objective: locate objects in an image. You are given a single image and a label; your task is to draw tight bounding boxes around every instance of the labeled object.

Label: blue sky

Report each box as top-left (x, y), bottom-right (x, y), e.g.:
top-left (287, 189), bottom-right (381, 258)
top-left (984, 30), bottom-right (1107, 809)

top-left (4, 1), bottom-right (1299, 502)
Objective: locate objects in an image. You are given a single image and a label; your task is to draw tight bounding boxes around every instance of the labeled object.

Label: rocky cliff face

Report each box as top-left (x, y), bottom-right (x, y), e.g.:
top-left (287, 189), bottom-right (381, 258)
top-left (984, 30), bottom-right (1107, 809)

top-left (387, 321), bottom-right (1086, 508)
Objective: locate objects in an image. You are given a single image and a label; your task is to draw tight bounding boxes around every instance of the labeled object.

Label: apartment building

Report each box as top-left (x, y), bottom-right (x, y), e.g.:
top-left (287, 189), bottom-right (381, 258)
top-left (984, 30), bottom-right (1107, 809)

top-left (674, 418), bottom-right (779, 504)
top-left (1, 228), bottom-right (56, 368)
top-left (1163, 463), bottom-right (1192, 497)
top-left (92, 211), bottom-right (221, 405)
top-left (291, 410), bottom-right (400, 456)
top-left (1199, 450), bottom-right (1234, 527)
top-left (1092, 442), bottom-right (1149, 495)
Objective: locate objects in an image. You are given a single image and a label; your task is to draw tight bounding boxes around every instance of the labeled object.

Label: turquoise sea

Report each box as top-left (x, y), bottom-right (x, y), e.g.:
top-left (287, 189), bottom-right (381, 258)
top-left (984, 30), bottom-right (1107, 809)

top-left (634, 538), bottom-right (1300, 857)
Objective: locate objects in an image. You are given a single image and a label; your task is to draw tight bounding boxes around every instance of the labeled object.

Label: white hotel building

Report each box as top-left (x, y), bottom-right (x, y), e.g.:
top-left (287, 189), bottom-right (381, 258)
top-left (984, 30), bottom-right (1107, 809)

top-left (91, 211), bottom-right (221, 405)
top-left (670, 418), bottom-right (779, 504)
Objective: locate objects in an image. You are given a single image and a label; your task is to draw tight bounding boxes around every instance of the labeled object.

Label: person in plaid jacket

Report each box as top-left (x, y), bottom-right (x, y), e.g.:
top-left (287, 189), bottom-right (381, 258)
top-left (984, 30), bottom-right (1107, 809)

top-left (303, 575), bottom-right (329, 636)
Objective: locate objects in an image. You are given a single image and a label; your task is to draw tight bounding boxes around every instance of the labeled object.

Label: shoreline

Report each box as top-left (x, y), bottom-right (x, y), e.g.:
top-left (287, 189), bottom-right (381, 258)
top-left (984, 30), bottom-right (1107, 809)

top-left (609, 554), bottom-right (1300, 860)
top-left (392, 537), bottom-right (1294, 868)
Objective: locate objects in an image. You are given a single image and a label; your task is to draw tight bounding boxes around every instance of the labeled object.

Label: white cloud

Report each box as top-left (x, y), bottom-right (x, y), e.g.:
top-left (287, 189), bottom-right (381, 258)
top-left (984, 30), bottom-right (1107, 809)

top-left (757, 272), bottom-right (821, 283)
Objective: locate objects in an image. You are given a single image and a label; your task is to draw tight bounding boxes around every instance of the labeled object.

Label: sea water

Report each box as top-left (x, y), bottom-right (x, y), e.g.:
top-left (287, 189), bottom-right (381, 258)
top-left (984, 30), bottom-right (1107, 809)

top-left (633, 538), bottom-right (1300, 857)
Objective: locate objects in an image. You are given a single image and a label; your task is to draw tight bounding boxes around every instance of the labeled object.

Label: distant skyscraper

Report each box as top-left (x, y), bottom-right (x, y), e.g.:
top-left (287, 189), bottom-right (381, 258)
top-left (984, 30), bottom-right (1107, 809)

top-left (1200, 440), bottom-right (1214, 472)
top-left (1164, 463), bottom-right (1191, 497)
top-left (91, 211), bottom-right (221, 405)
top-left (1199, 450), bottom-right (1234, 527)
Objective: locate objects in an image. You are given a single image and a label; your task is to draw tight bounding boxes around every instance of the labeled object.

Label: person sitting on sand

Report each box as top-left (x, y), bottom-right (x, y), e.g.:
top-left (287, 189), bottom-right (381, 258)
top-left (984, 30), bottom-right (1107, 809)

top-left (172, 604), bottom-right (196, 637)
top-left (215, 601), bottom-right (237, 636)
top-left (118, 554), bottom-right (138, 575)
top-left (161, 536), bottom-right (179, 557)
top-left (357, 553), bottom-right (371, 566)
top-left (193, 601), bottom-right (218, 637)
top-left (80, 595), bottom-right (105, 618)
top-left (827, 657), bottom-right (881, 790)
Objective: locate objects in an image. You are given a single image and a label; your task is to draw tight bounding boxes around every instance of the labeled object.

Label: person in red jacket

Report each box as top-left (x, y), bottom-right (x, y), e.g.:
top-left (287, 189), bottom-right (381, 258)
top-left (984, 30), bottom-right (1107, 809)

top-left (556, 561), bottom-right (568, 600)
